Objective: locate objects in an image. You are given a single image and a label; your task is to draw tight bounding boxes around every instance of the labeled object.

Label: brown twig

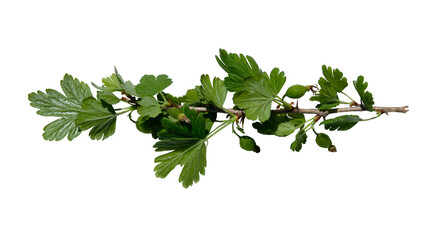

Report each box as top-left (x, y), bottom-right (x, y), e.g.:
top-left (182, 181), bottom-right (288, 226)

top-left (182, 105), bottom-right (409, 118)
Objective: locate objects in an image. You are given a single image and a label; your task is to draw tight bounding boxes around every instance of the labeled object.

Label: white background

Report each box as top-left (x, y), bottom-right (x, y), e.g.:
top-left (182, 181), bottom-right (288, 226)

top-left (1, 0), bottom-right (434, 239)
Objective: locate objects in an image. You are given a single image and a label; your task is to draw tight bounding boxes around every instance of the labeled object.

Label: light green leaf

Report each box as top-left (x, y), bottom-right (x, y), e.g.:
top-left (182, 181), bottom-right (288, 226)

top-left (180, 88), bottom-right (202, 105)
top-left (135, 74), bottom-right (172, 97)
top-left (92, 83), bottom-right (120, 105)
top-left (102, 73), bottom-right (123, 92)
top-left (137, 96), bottom-right (162, 118)
top-left (75, 98), bottom-right (117, 140)
top-left (122, 80), bottom-right (139, 97)
top-left (233, 77), bottom-right (275, 122)
top-left (154, 141), bottom-right (207, 188)
top-left (268, 68), bottom-right (286, 95)
top-left (199, 74), bottom-right (227, 108)
top-left (28, 74), bottom-right (92, 141)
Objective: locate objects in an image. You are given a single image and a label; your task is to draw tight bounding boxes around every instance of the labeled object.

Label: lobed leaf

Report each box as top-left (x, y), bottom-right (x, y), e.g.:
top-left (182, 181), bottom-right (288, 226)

top-left (75, 98), bottom-right (117, 140)
top-left (137, 96), bottom-right (162, 118)
top-left (135, 74), bottom-right (172, 97)
top-left (353, 76), bottom-right (375, 111)
top-left (199, 74), bottom-right (227, 109)
top-left (28, 74), bottom-right (92, 141)
top-left (216, 49), bottom-right (262, 92)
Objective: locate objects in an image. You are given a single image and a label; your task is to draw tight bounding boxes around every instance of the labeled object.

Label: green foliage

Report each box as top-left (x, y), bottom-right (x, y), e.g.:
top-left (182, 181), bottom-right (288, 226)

top-left (253, 113), bottom-right (305, 137)
top-left (310, 65), bottom-right (348, 109)
top-left (136, 74), bottom-right (172, 97)
top-left (215, 48), bottom-right (262, 92)
top-left (354, 76), bottom-right (375, 111)
top-left (233, 77), bottom-right (276, 122)
top-left (137, 96), bottom-right (161, 118)
top-left (75, 98), bottom-right (117, 140)
top-left (28, 74), bottom-right (92, 141)
top-left (199, 74), bottom-right (227, 108)
top-left (29, 49), bottom-right (398, 188)
top-left (290, 129), bottom-right (308, 152)
top-left (320, 115), bottom-right (362, 131)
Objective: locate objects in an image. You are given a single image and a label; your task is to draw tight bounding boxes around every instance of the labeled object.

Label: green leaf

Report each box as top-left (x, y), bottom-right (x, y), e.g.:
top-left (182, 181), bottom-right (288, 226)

top-left (199, 74), bottom-right (227, 109)
top-left (233, 77), bottom-right (275, 122)
top-left (322, 65), bottom-right (348, 92)
top-left (137, 96), bottom-right (162, 118)
top-left (215, 49), bottom-right (262, 92)
top-left (310, 65), bottom-right (348, 109)
top-left (28, 74), bottom-right (92, 141)
top-left (136, 115), bottom-right (164, 139)
top-left (353, 76), bottom-right (375, 111)
top-left (180, 88), bottom-right (202, 105)
top-left (252, 113), bottom-right (305, 137)
top-left (75, 98), bottom-right (117, 140)
top-left (290, 129), bottom-right (307, 152)
top-left (154, 141), bottom-right (207, 188)
top-left (122, 80), bottom-right (139, 97)
top-left (320, 115), bottom-right (362, 131)
top-left (268, 68), bottom-right (286, 95)
top-left (135, 74), bottom-right (172, 97)
top-left (102, 73), bottom-right (123, 92)
top-left (91, 83), bottom-right (120, 105)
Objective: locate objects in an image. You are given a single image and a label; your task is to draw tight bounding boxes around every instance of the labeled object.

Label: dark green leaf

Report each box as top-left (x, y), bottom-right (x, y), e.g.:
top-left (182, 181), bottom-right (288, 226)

top-left (322, 65), bottom-right (348, 92)
top-left (290, 129), bottom-right (307, 152)
top-left (136, 115), bottom-right (163, 139)
top-left (216, 49), bottom-right (262, 92)
top-left (353, 76), bottom-right (375, 111)
top-left (75, 98), bottom-right (117, 140)
top-left (135, 74), bottom-right (172, 97)
top-left (253, 113), bottom-right (305, 137)
top-left (199, 74), bottom-right (227, 108)
top-left (28, 74), bottom-right (92, 141)
top-left (137, 96), bottom-right (162, 118)
top-left (321, 115), bottom-right (362, 131)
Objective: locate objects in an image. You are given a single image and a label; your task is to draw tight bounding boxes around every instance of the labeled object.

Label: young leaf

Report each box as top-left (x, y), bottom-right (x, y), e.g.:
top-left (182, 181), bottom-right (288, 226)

top-left (75, 98), bottom-right (117, 140)
top-left (102, 73), bottom-right (123, 92)
top-left (322, 65), bottom-right (348, 92)
top-left (233, 77), bottom-right (275, 122)
top-left (137, 96), bottom-right (162, 118)
top-left (320, 115), bottom-right (362, 131)
top-left (268, 68), bottom-right (286, 95)
top-left (290, 129), bottom-right (307, 152)
top-left (180, 88), bottom-right (202, 105)
top-left (215, 49), bottom-right (262, 92)
top-left (28, 74), bottom-right (92, 141)
top-left (199, 74), bottom-right (227, 109)
top-left (91, 83), bottom-right (120, 105)
top-left (353, 76), bottom-right (375, 111)
top-left (310, 65), bottom-right (348, 109)
top-left (135, 74), bottom-right (172, 97)
top-left (252, 113), bottom-right (305, 137)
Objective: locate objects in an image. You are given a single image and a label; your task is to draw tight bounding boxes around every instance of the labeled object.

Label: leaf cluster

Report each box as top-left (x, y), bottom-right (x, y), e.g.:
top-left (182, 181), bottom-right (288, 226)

top-left (29, 49), bottom-right (385, 188)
